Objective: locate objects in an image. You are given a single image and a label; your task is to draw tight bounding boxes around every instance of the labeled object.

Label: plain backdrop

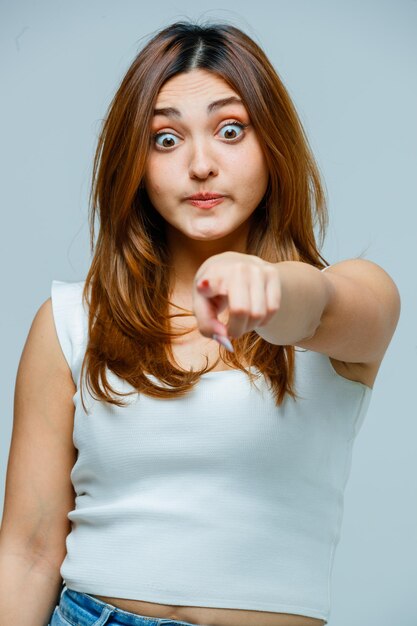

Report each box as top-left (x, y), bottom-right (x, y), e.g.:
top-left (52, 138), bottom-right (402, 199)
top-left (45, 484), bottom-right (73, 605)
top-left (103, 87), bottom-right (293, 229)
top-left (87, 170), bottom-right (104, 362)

top-left (1, 1), bottom-right (416, 624)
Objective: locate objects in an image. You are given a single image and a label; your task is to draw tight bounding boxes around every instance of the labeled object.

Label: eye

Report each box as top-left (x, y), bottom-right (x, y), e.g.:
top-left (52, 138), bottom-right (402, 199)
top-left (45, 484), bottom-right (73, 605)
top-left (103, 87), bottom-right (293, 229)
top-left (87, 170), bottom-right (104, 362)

top-left (218, 120), bottom-right (248, 141)
top-left (153, 131), bottom-right (179, 150)
top-left (152, 120), bottom-right (249, 151)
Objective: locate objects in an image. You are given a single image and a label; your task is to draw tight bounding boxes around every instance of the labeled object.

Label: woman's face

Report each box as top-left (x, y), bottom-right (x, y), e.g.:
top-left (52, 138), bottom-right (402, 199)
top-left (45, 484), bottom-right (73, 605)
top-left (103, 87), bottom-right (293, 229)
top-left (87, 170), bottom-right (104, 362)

top-left (143, 69), bottom-right (269, 246)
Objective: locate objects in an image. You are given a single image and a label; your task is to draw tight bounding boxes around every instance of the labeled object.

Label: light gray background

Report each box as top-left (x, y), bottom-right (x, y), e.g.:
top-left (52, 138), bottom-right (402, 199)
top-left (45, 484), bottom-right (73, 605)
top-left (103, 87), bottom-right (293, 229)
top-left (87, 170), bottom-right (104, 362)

top-left (1, 1), bottom-right (416, 624)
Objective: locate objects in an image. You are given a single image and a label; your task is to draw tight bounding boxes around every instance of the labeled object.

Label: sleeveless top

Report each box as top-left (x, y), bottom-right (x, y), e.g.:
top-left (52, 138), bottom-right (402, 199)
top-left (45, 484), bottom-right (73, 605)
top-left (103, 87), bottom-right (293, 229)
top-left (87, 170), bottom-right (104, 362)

top-left (50, 269), bottom-right (372, 624)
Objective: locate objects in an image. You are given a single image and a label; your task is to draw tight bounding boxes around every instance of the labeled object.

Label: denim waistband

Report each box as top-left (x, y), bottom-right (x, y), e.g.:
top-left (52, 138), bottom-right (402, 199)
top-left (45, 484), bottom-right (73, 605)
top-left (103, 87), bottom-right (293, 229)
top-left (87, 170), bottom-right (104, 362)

top-left (59, 585), bottom-right (205, 626)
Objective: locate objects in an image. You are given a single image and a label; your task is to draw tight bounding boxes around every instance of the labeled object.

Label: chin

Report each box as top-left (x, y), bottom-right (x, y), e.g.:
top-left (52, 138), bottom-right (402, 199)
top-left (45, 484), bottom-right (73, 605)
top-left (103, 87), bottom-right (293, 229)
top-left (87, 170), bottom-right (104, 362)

top-left (188, 231), bottom-right (228, 241)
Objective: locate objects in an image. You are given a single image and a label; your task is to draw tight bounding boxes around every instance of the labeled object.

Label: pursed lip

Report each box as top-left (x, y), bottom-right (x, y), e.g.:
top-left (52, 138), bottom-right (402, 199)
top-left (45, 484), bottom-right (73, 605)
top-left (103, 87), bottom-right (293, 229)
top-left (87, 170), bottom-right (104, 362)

top-left (186, 192), bottom-right (225, 200)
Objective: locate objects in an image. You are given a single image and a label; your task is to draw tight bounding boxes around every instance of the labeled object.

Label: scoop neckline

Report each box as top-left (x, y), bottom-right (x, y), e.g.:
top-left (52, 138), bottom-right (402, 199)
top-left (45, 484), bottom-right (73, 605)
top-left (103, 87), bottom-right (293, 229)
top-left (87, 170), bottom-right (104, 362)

top-left (200, 365), bottom-right (258, 376)
top-left (145, 365), bottom-right (259, 379)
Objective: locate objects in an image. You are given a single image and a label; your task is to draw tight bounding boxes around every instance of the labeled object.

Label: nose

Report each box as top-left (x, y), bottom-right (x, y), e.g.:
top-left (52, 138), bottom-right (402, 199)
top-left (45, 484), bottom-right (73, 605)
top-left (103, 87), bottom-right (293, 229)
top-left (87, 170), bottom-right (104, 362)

top-left (188, 140), bottom-right (219, 180)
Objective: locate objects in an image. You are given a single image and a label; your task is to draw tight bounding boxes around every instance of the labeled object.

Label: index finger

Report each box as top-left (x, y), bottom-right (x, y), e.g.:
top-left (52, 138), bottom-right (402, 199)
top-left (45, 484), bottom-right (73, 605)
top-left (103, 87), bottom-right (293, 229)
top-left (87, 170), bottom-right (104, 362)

top-left (192, 284), bottom-right (228, 339)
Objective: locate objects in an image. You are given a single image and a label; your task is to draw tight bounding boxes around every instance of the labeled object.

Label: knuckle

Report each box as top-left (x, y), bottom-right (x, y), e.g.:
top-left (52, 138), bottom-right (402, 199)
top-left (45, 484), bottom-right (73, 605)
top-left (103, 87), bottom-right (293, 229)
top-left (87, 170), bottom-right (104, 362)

top-left (230, 307), bottom-right (249, 316)
top-left (267, 304), bottom-right (280, 314)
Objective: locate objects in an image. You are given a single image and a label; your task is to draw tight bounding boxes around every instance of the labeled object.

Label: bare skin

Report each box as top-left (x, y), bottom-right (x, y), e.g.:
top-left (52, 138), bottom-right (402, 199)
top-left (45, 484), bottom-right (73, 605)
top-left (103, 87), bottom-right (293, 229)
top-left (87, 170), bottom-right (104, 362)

top-left (92, 594), bottom-right (326, 626)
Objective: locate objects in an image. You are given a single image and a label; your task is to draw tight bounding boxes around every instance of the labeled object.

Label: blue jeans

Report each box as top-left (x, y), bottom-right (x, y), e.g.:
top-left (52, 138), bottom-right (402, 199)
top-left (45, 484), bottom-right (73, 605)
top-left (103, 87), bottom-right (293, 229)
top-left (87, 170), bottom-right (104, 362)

top-left (48, 584), bottom-right (207, 626)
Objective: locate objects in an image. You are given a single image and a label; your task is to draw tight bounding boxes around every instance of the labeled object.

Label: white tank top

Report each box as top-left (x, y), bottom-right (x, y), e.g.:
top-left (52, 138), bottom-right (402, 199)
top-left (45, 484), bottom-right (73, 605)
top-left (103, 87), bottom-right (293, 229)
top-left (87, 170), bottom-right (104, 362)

top-left (50, 270), bottom-right (372, 624)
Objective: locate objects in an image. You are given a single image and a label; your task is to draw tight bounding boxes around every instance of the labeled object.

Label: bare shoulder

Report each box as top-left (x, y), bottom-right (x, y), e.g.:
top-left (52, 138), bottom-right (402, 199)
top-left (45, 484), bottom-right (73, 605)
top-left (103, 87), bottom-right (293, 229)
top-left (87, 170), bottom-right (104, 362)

top-left (327, 259), bottom-right (400, 389)
top-left (298, 259), bottom-right (401, 389)
top-left (1, 297), bottom-right (77, 566)
top-left (14, 296), bottom-right (77, 412)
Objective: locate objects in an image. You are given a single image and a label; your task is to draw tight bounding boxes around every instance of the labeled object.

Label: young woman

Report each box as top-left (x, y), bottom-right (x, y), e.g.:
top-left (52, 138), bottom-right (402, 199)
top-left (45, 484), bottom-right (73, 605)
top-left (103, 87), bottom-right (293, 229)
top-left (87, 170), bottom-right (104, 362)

top-left (0, 20), bottom-right (400, 626)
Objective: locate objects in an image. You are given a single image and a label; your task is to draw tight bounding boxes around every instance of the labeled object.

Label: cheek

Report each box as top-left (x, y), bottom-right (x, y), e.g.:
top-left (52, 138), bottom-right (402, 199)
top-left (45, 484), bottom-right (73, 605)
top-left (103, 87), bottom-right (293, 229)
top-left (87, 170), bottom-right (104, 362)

top-left (145, 157), bottom-right (177, 193)
top-left (241, 154), bottom-right (269, 196)
top-left (253, 154), bottom-right (269, 190)
top-left (144, 164), bottom-right (165, 196)
top-left (234, 140), bottom-right (268, 183)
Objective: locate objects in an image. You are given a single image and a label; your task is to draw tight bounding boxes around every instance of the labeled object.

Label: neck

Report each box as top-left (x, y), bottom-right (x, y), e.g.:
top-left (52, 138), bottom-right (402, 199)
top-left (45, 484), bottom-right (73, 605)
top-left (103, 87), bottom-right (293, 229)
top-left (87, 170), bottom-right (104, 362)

top-left (167, 224), bottom-right (249, 292)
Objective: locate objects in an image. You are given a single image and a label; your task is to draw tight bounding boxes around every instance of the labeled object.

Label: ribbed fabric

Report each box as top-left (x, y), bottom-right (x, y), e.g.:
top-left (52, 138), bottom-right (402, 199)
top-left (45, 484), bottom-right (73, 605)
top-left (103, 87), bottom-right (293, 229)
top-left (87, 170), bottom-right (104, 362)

top-left (50, 272), bottom-right (372, 624)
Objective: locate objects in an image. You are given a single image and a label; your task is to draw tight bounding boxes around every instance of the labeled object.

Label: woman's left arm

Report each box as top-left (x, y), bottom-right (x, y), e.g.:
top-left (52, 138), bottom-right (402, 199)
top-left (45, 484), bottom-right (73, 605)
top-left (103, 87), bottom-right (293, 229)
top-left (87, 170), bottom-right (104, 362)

top-left (258, 259), bottom-right (401, 365)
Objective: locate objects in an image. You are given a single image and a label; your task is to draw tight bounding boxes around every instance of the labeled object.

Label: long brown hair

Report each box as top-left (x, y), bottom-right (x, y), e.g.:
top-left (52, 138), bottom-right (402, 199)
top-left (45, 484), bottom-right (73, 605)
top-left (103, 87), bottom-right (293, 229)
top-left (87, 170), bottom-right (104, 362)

top-left (79, 20), bottom-right (330, 413)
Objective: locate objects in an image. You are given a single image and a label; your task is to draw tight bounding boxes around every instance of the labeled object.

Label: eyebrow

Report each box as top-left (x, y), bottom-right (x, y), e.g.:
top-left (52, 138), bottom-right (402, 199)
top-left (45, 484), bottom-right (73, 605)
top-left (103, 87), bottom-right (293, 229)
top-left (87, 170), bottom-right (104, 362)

top-left (153, 96), bottom-right (244, 119)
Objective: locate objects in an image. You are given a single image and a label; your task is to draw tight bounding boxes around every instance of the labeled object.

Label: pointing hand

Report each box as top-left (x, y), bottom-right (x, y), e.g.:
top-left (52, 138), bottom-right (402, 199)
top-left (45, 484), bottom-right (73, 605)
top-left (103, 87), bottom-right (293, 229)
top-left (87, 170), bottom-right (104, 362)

top-left (192, 252), bottom-right (281, 350)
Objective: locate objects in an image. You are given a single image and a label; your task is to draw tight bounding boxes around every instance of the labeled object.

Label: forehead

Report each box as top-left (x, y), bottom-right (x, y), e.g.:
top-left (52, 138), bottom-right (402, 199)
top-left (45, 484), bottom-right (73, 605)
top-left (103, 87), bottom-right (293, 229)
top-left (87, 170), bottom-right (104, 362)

top-left (155, 69), bottom-right (240, 105)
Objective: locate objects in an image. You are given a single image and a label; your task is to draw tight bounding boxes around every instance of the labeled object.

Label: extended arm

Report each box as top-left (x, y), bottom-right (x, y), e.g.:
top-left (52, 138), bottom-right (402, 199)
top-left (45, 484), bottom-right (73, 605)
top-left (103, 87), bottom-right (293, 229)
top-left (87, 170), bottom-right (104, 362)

top-left (256, 259), bottom-right (401, 366)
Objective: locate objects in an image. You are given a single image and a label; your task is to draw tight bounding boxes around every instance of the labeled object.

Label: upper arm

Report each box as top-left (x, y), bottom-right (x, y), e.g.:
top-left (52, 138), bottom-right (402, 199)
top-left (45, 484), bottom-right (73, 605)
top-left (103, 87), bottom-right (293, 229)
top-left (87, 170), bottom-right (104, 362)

top-left (296, 259), bottom-right (401, 365)
top-left (0, 298), bottom-right (77, 568)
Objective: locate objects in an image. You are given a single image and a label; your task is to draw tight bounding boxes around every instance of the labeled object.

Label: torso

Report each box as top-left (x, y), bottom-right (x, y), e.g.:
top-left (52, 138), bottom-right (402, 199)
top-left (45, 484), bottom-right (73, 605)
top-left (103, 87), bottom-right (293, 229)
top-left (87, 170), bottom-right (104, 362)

top-left (92, 299), bottom-right (379, 626)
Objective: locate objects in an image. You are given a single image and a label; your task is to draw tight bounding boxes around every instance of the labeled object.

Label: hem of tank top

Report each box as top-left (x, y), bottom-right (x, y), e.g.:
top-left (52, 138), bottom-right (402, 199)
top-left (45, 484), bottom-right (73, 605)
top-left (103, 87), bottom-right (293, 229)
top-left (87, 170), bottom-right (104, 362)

top-left (61, 584), bottom-right (329, 622)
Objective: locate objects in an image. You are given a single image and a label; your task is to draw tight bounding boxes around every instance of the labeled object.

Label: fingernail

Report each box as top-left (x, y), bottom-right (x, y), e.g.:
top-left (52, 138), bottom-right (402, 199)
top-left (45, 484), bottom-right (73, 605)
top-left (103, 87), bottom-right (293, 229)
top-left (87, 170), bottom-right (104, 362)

top-left (212, 334), bottom-right (234, 353)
